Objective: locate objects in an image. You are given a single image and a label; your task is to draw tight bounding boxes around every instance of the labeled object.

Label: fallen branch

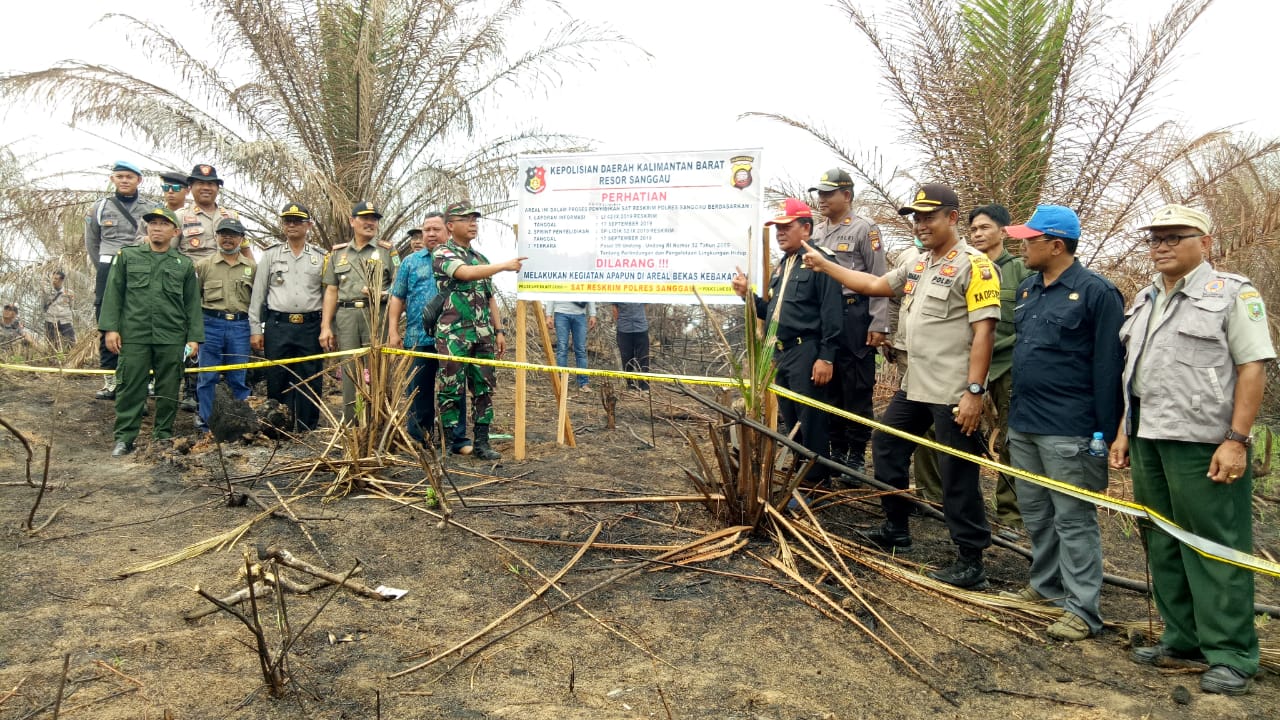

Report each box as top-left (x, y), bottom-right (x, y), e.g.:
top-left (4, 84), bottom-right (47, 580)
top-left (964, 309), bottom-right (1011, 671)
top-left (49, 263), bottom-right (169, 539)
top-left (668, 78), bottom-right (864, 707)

top-left (259, 547), bottom-right (391, 601)
top-left (24, 445), bottom-right (53, 531)
top-left (0, 415), bottom-right (34, 486)
top-left (977, 686), bottom-right (1095, 708)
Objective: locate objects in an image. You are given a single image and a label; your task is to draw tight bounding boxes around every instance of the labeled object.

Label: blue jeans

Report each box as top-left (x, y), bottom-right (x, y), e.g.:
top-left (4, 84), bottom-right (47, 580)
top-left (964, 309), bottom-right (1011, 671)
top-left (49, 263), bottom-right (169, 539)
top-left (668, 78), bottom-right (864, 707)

top-left (197, 315), bottom-right (252, 429)
top-left (554, 313), bottom-right (589, 387)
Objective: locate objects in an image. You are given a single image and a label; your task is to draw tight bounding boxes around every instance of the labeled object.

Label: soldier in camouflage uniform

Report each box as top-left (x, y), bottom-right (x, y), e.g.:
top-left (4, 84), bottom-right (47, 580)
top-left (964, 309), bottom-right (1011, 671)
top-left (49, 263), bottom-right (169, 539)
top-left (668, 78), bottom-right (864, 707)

top-left (433, 202), bottom-right (525, 461)
top-left (319, 201), bottom-right (399, 423)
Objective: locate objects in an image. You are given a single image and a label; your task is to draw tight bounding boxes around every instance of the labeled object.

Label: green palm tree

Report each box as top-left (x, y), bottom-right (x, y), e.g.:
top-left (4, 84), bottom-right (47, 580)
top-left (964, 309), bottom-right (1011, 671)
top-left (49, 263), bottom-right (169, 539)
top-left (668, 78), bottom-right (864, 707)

top-left (0, 1), bottom-right (624, 247)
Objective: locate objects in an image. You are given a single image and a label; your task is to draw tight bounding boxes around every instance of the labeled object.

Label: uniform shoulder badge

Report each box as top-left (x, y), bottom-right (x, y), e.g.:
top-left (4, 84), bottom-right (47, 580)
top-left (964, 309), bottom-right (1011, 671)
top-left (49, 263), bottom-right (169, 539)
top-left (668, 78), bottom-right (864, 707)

top-left (331, 243), bottom-right (349, 250)
top-left (944, 249), bottom-right (959, 261)
top-left (377, 240), bottom-right (393, 249)
top-left (868, 227), bottom-right (882, 251)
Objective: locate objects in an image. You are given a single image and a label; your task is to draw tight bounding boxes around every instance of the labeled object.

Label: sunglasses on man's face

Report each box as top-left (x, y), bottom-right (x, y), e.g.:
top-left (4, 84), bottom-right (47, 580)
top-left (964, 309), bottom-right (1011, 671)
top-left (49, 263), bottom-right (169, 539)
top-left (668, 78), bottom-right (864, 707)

top-left (162, 183), bottom-right (187, 192)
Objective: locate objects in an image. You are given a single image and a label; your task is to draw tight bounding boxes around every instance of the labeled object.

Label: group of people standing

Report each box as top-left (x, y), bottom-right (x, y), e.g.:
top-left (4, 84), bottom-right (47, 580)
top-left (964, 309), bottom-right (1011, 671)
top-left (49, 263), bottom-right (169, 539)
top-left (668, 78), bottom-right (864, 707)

top-left (88, 161), bottom-right (524, 463)
top-left (737, 173), bottom-right (1271, 697)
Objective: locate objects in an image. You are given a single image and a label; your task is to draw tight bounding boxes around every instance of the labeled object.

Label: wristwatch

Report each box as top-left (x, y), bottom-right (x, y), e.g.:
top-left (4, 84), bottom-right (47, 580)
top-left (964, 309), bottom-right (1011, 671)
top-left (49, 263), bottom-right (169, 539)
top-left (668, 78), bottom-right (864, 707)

top-left (1224, 428), bottom-right (1252, 446)
top-left (966, 383), bottom-right (986, 396)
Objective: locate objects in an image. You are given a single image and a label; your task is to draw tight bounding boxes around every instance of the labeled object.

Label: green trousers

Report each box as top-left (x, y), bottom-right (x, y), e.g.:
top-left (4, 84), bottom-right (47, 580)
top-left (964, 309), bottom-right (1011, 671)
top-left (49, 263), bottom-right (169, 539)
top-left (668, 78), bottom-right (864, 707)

top-left (1130, 411), bottom-right (1258, 674)
top-left (114, 343), bottom-right (183, 444)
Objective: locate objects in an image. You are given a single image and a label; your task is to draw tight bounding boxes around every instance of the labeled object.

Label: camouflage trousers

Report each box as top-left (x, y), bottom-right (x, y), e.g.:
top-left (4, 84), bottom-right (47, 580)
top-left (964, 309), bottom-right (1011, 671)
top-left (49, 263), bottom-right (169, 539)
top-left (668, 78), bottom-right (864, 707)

top-left (436, 331), bottom-right (495, 428)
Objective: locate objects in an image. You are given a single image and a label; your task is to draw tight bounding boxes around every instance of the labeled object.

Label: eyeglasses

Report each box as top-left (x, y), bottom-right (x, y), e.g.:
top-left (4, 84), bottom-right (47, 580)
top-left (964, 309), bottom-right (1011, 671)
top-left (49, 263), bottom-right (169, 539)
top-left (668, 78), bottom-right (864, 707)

top-left (161, 183), bottom-right (186, 192)
top-left (1145, 232), bottom-right (1202, 248)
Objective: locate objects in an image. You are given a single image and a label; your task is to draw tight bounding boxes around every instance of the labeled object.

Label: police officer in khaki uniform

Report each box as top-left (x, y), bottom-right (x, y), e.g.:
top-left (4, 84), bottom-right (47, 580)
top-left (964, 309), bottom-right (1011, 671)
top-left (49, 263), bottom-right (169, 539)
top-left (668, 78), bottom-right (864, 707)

top-left (250, 203), bottom-right (327, 431)
top-left (804, 183), bottom-right (1002, 589)
top-left (193, 218), bottom-right (257, 432)
top-left (85, 160), bottom-right (150, 399)
top-left (177, 164), bottom-right (247, 262)
top-left (809, 168), bottom-right (888, 474)
top-left (1111, 204), bottom-right (1275, 696)
top-left (319, 201), bottom-right (399, 423)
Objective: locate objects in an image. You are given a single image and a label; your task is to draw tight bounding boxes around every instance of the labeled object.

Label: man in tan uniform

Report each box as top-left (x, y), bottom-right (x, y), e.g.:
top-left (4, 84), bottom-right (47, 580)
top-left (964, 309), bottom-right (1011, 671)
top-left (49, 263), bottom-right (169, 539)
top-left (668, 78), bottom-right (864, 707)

top-left (319, 201), bottom-right (399, 423)
top-left (193, 218), bottom-right (257, 432)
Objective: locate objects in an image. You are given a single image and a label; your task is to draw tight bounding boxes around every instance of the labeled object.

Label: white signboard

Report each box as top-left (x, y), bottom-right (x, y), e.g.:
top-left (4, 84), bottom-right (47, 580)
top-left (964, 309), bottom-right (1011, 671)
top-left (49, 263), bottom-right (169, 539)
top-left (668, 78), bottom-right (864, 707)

top-left (516, 149), bottom-right (764, 304)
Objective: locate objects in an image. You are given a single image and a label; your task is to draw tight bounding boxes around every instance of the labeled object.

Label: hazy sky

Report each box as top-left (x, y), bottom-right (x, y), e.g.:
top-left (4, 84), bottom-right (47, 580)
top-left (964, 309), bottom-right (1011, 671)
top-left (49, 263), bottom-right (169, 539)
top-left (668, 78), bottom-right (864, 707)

top-left (1, 0), bottom-right (1274, 263)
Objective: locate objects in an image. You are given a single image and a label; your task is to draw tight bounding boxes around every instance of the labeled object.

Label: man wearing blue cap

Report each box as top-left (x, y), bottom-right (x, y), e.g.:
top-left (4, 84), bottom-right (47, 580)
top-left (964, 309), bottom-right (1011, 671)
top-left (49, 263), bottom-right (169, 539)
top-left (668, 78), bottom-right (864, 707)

top-left (85, 160), bottom-right (149, 400)
top-left (1001, 205), bottom-right (1124, 642)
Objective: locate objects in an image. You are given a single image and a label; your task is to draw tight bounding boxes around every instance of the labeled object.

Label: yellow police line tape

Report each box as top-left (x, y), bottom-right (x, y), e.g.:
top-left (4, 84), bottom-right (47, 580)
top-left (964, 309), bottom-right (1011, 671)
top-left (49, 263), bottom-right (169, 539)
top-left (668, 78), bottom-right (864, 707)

top-left (0, 348), bottom-right (369, 377)
top-left (5, 347), bottom-right (1278, 578)
top-left (771, 384), bottom-right (1280, 580)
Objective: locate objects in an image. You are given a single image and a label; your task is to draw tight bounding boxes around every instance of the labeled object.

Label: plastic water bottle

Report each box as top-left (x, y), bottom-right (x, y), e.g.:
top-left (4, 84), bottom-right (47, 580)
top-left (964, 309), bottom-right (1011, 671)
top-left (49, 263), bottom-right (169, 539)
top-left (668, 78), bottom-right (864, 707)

top-left (1087, 432), bottom-right (1107, 458)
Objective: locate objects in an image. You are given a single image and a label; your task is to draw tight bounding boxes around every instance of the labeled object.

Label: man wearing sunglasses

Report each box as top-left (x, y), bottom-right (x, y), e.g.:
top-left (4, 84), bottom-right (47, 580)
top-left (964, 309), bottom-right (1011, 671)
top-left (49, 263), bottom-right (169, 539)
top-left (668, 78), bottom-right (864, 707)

top-left (1111, 204), bottom-right (1274, 696)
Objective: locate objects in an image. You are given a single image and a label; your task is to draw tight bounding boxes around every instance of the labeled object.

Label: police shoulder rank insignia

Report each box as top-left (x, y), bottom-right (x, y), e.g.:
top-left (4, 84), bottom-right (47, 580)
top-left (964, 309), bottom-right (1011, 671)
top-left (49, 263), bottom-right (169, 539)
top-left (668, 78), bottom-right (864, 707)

top-left (944, 249), bottom-right (959, 261)
top-left (1205, 278), bottom-right (1225, 294)
top-left (913, 261), bottom-right (926, 273)
top-left (836, 243), bottom-right (850, 252)
top-left (1247, 300), bottom-right (1265, 321)
top-left (1241, 290), bottom-right (1260, 300)
top-left (940, 265), bottom-right (958, 277)
top-left (1068, 292), bottom-right (1080, 301)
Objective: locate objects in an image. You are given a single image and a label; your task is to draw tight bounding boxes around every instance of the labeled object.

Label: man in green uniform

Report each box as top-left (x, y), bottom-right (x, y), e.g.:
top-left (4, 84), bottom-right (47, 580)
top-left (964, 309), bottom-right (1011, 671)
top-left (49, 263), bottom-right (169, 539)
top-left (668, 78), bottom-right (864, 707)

top-left (433, 202), bottom-right (525, 461)
top-left (319, 200), bottom-right (399, 423)
top-left (1112, 204), bottom-right (1275, 695)
top-left (99, 207), bottom-right (204, 456)
top-left (967, 203), bottom-right (1034, 535)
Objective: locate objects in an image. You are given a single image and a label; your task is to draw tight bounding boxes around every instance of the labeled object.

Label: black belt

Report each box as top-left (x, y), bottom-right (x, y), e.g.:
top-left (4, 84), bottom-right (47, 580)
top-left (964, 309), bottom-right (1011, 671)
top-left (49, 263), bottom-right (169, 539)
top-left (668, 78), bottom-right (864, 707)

top-left (337, 300), bottom-right (372, 309)
top-left (774, 335), bottom-right (817, 351)
top-left (267, 309), bottom-right (321, 324)
top-left (203, 309), bottom-right (248, 321)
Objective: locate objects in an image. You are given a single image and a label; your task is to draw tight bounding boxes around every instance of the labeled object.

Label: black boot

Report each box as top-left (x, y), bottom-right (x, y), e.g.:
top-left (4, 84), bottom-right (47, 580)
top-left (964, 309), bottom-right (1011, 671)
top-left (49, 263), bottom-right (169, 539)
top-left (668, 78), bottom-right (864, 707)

top-left (927, 550), bottom-right (989, 589)
top-left (472, 424), bottom-right (502, 461)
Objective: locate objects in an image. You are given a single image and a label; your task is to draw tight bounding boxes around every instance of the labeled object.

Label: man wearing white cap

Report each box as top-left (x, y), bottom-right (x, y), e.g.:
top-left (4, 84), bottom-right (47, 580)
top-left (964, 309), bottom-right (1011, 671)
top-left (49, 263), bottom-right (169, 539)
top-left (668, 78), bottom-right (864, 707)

top-left (1110, 204), bottom-right (1274, 695)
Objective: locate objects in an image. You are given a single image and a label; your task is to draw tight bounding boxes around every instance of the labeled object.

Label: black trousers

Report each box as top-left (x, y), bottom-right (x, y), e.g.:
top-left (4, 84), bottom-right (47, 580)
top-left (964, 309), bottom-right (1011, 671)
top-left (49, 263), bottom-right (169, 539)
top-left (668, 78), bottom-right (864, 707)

top-left (829, 297), bottom-right (876, 459)
top-left (93, 259), bottom-right (117, 370)
top-left (775, 339), bottom-right (833, 479)
top-left (617, 330), bottom-right (650, 389)
top-left (264, 314), bottom-right (323, 431)
top-left (872, 390), bottom-right (991, 553)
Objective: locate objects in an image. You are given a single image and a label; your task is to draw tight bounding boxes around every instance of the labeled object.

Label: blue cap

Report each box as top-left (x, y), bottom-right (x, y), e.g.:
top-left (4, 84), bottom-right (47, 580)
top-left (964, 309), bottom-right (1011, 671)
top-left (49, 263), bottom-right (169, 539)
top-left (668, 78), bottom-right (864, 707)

top-left (111, 160), bottom-right (143, 176)
top-left (1005, 204), bottom-right (1080, 241)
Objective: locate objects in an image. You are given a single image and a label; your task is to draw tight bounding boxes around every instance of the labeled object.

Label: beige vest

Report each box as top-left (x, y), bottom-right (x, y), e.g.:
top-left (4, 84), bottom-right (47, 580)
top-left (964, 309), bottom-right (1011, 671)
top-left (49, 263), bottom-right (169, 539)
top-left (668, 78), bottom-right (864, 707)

top-left (1119, 270), bottom-right (1244, 444)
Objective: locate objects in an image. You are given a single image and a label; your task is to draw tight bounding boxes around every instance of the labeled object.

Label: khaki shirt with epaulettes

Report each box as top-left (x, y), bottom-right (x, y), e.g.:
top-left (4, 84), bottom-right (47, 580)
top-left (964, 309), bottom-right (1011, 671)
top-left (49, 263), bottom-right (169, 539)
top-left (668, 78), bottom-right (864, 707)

top-left (813, 214), bottom-right (890, 332)
top-left (321, 240), bottom-right (398, 302)
top-left (178, 204), bottom-right (241, 260)
top-left (195, 254), bottom-right (257, 314)
top-left (249, 242), bottom-right (326, 330)
top-left (884, 242), bottom-right (1002, 404)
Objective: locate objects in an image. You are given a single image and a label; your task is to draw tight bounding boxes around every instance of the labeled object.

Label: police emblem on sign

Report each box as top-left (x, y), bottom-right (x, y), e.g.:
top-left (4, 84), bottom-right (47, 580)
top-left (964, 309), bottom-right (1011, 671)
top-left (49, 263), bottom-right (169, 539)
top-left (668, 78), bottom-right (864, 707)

top-left (730, 155), bottom-right (754, 190)
top-left (525, 166), bottom-right (546, 194)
